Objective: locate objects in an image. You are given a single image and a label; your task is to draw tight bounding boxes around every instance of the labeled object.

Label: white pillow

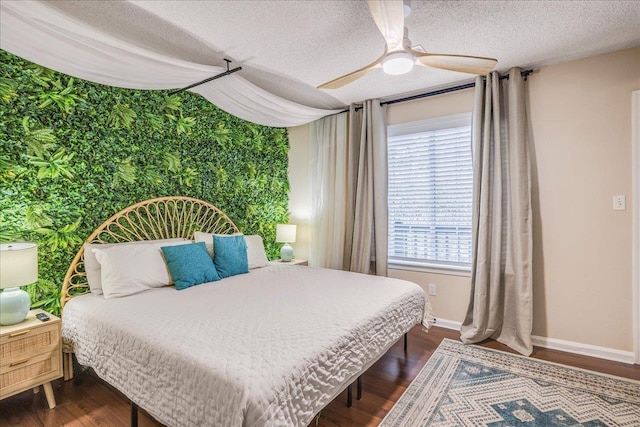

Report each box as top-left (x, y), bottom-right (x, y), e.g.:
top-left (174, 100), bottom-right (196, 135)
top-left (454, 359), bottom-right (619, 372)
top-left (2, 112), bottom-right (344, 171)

top-left (92, 240), bottom-right (190, 299)
top-left (194, 232), bottom-right (269, 269)
top-left (194, 231), bottom-right (242, 258)
top-left (245, 235), bottom-right (269, 269)
top-left (84, 238), bottom-right (188, 295)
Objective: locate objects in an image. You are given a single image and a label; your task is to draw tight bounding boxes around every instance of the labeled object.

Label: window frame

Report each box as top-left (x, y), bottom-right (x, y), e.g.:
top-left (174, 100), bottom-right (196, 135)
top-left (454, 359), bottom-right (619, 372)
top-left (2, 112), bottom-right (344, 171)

top-left (387, 112), bottom-right (473, 275)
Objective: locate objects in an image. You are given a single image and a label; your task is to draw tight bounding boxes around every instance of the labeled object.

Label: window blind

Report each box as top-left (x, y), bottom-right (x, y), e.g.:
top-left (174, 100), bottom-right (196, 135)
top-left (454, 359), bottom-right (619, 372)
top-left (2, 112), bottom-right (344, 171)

top-left (388, 121), bottom-right (473, 268)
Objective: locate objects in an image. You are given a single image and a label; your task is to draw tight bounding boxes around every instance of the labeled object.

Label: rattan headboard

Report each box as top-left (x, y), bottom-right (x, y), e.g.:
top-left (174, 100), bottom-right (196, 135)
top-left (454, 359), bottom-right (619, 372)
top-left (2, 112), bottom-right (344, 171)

top-left (61, 196), bottom-right (239, 308)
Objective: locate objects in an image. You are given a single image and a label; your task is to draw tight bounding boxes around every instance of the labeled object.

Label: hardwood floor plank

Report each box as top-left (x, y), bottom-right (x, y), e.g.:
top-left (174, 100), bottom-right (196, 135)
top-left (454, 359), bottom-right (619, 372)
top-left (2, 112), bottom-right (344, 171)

top-left (1, 325), bottom-right (637, 427)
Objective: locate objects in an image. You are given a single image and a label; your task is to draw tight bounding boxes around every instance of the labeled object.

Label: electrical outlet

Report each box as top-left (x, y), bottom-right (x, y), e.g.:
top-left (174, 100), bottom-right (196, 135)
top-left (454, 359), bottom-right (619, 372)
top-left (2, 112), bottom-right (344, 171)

top-left (428, 283), bottom-right (437, 296)
top-left (613, 195), bottom-right (626, 211)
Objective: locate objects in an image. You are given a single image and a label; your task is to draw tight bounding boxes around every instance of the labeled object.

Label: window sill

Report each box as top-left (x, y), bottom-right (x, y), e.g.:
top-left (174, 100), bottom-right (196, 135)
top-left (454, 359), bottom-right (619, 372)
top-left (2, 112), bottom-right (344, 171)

top-left (388, 261), bottom-right (471, 277)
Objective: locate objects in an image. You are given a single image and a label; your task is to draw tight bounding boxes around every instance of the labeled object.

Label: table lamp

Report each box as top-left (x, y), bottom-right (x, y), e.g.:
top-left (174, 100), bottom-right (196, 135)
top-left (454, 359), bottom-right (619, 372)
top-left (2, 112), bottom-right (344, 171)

top-left (0, 242), bottom-right (37, 325)
top-left (275, 224), bottom-right (296, 262)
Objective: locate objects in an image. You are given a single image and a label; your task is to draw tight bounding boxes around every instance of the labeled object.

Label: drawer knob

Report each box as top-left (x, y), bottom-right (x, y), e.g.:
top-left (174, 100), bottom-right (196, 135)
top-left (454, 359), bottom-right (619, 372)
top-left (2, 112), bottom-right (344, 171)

top-left (10, 358), bottom-right (30, 367)
top-left (9, 329), bottom-right (31, 338)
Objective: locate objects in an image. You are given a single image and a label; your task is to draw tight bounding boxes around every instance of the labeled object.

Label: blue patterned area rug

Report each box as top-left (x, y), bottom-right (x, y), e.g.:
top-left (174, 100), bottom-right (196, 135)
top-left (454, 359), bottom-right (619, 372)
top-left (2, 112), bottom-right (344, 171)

top-left (380, 339), bottom-right (640, 426)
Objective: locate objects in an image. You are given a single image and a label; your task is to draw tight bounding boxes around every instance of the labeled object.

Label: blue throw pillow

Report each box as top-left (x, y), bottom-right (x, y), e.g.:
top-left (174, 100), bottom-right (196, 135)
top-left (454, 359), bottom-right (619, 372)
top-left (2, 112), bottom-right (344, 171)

top-left (161, 242), bottom-right (221, 290)
top-left (213, 235), bottom-right (249, 278)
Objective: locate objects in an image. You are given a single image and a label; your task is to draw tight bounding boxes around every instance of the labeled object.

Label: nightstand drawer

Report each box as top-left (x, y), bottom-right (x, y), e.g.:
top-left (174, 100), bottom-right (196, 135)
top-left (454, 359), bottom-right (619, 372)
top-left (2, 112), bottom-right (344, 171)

top-left (0, 310), bottom-right (63, 407)
top-left (0, 322), bottom-right (60, 366)
top-left (0, 350), bottom-right (62, 399)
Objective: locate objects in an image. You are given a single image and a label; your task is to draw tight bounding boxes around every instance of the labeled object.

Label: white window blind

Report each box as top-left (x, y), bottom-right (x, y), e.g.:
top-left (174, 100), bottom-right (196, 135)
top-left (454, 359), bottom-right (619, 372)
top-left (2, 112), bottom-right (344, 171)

top-left (387, 113), bottom-right (473, 270)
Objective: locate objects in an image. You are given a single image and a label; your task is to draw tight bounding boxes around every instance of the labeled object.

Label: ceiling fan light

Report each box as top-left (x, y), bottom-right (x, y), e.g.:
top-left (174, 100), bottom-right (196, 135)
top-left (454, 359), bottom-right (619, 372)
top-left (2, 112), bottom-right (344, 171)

top-left (382, 52), bottom-right (415, 75)
top-left (403, 0), bottom-right (412, 18)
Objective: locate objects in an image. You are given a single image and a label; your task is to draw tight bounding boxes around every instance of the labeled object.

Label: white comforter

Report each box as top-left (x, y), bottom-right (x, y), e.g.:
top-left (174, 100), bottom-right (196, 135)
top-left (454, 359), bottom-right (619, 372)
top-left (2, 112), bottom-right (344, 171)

top-left (62, 265), bottom-right (426, 427)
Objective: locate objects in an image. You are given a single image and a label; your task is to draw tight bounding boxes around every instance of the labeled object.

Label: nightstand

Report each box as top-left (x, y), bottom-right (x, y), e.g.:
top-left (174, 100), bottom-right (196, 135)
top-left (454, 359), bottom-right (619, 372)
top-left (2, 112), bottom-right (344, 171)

top-left (0, 309), bottom-right (62, 409)
top-left (269, 259), bottom-right (308, 266)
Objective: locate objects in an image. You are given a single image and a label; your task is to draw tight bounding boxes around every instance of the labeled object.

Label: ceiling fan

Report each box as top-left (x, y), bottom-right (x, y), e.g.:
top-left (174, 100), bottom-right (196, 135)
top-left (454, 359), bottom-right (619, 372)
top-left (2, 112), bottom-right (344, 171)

top-left (318, 0), bottom-right (498, 89)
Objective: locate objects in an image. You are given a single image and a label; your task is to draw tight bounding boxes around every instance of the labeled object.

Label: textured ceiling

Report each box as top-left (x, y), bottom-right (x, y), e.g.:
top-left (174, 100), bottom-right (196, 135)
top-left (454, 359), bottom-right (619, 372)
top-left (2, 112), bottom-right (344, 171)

top-left (45, 0), bottom-right (640, 110)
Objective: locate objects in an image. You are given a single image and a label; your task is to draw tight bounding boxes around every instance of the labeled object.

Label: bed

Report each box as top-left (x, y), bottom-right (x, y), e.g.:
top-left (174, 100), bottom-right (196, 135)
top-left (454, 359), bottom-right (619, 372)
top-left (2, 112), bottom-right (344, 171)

top-left (60, 197), bottom-right (430, 427)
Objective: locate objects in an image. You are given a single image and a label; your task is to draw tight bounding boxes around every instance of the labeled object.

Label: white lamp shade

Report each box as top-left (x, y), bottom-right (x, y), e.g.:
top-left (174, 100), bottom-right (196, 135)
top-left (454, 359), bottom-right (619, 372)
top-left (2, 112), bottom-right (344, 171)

top-left (0, 243), bottom-right (38, 289)
top-left (275, 224), bottom-right (296, 243)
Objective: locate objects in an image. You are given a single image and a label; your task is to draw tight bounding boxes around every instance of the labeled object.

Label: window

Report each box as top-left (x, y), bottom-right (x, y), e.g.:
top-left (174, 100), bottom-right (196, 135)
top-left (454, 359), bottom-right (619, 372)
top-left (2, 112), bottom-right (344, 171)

top-left (387, 113), bottom-right (473, 273)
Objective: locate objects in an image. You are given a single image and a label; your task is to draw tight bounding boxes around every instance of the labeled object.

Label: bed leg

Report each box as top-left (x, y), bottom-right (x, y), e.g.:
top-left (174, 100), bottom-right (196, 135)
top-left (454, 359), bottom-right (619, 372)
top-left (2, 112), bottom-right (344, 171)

top-left (63, 352), bottom-right (74, 381)
top-left (357, 376), bottom-right (362, 400)
top-left (404, 332), bottom-right (408, 353)
top-left (347, 384), bottom-right (353, 407)
top-left (131, 402), bottom-right (138, 427)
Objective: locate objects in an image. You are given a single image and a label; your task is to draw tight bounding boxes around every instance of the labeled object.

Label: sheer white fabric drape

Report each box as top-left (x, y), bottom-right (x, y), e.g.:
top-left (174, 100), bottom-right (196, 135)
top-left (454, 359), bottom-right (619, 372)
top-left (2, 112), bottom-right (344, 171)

top-left (310, 100), bottom-right (388, 276)
top-left (310, 112), bottom-right (349, 270)
top-left (0, 0), bottom-right (340, 127)
top-left (460, 68), bottom-right (533, 356)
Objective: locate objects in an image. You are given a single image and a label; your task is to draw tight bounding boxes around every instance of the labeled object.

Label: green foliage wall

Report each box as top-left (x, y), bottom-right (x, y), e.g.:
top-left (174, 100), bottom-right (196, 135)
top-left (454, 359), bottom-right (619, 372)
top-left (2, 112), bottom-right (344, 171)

top-left (0, 50), bottom-right (289, 315)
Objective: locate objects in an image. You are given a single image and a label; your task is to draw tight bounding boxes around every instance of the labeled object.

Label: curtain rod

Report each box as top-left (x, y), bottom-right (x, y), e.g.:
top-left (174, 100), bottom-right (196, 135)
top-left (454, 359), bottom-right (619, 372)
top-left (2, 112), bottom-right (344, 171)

top-left (335, 69), bottom-right (534, 114)
top-left (382, 69), bottom-right (534, 106)
top-left (382, 82), bottom-right (475, 106)
top-left (169, 59), bottom-right (241, 95)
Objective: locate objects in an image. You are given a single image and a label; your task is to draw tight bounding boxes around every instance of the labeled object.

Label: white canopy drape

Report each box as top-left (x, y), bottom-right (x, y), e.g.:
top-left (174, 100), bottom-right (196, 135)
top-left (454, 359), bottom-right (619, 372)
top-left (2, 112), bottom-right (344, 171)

top-left (0, 1), bottom-right (341, 127)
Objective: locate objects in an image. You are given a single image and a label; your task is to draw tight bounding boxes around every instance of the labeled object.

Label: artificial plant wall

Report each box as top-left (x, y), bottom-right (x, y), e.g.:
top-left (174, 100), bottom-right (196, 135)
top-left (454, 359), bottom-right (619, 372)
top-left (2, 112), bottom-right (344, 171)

top-left (0, 50), bottom-right (289, 315)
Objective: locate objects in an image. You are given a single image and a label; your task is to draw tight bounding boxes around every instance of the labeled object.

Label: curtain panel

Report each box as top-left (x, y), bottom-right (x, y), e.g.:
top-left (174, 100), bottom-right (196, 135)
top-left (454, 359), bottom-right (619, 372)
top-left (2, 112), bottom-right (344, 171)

top-left (310, 100), bottom-right (388, 276)
top-left (460, 68), bottom-right (533, 356)
top-left (310, 112), bottom-right (349, 270)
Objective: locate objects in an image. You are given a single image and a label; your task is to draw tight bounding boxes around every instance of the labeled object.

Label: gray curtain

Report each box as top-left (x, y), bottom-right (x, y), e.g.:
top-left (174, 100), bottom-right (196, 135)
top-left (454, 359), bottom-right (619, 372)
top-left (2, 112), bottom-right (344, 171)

top-left (460, 68), bottom-right (533, 356)
top-left (310, 99), bottom-right (388, 276)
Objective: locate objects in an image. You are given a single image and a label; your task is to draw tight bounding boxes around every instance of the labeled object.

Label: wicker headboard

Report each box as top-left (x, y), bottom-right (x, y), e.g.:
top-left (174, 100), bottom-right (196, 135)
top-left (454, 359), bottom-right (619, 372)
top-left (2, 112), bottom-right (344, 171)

top-left (61, 196), bottom-right (240, 308)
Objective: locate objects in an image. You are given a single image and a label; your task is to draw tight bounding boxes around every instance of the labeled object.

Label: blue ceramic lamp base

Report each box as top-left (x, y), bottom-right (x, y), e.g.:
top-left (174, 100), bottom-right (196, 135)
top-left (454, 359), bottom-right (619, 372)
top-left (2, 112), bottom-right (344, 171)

top-left (280, 243), bottom-right (294, 262)
top-left (0, 287), bottom-right (30, 325)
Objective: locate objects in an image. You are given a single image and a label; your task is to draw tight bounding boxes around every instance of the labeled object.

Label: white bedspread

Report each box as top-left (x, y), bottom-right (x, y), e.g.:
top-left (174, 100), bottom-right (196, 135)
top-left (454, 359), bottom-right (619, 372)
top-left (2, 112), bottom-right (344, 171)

top-left (62, 265), bottom-right (426, 427)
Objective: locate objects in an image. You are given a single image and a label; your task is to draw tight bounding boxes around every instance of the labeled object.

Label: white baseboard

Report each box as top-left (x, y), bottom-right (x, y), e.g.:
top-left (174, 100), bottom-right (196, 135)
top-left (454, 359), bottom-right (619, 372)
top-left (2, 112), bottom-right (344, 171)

top-left (530, 335), bottom-right (636, 365)
top-left (433, 318), bottom-right (462, 330)
top-left (432, 318), bottom-right (636, 365)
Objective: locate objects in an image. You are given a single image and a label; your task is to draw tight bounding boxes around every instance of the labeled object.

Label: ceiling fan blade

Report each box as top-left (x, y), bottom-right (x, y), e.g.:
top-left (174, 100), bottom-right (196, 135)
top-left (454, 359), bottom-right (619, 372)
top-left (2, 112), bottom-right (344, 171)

top-left (367, 0), bottom-right (405, 51)
top-left (413, 51), bottom-right (498, 75)
top-left (317, 52), bottom-right (386, 89)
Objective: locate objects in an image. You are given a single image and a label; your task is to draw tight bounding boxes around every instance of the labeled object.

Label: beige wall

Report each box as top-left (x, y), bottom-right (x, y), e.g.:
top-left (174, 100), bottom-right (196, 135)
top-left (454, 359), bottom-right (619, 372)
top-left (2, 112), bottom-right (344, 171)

top-left (288, 46), bottom-right (640, 352)
top-left (527, 47), bottom-right (638, 351)
top-left (287, 125), bottom-right (311, 261)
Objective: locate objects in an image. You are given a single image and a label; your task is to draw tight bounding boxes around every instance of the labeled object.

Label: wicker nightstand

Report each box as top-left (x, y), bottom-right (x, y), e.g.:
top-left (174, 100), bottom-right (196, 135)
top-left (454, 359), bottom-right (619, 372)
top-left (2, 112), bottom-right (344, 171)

top-left (0, 309), bottom-right (62, 409)
top-left (269, 259), bottom-right (308, 266)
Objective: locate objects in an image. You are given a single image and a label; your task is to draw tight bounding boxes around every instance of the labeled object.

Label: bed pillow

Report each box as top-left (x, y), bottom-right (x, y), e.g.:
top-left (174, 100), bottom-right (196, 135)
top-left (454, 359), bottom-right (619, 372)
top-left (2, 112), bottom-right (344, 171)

top-left (244, 235), bottom-right (269, 269)
top-left (194, 231), bottom-right (242, 258)
top-left (213, 235), bottom-right (249, 278)
top-left (84, 238), bottom-right (189, 295)
top-left (193, 231), bottom-right (214, 257)
top-left (161, 242), bottom-right (221, 290)
top-left (93, 240), bottom-right (189, 299)
top-left (195, 231), bottom-right (268, 269)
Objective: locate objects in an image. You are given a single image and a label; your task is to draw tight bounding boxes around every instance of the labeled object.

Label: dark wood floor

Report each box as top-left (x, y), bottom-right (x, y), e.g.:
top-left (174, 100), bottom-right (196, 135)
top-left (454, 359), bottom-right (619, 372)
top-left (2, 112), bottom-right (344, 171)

top-left (2, 326), bottom-right (639, 427)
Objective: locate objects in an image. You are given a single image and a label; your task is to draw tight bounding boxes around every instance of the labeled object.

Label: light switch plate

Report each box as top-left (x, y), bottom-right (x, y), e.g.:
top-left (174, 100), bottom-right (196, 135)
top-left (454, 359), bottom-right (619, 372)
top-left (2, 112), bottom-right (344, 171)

top-left (613, 195), bottom-right (626, 211)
